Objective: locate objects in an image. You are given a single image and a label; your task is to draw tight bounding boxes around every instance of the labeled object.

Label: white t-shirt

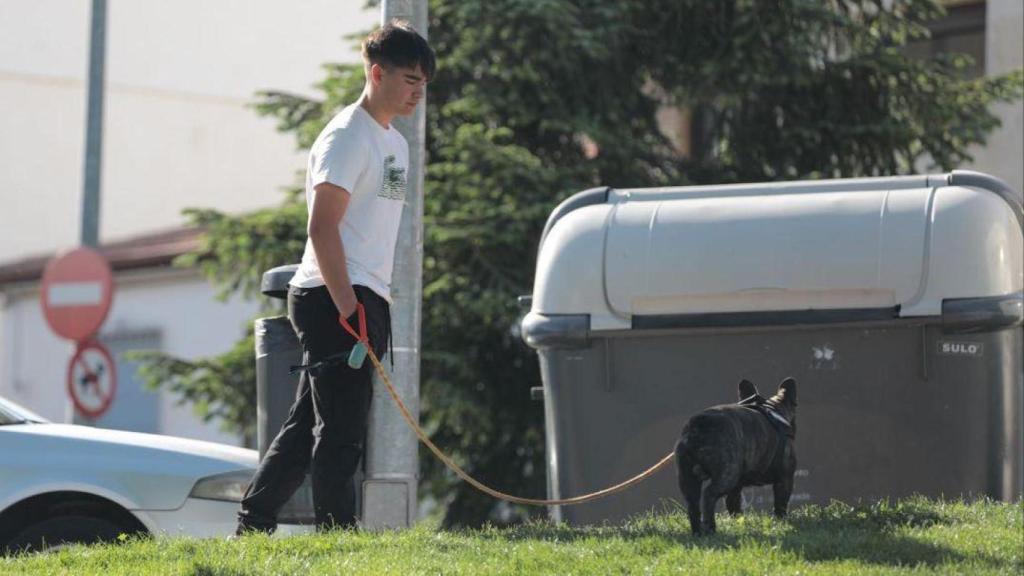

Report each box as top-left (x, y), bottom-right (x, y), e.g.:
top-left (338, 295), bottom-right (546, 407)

top-left (289, 101), bottom-right (409, 302)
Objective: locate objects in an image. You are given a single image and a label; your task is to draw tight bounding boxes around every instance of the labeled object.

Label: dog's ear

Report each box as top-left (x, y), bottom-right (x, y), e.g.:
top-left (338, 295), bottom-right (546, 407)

top-left (738, 379), bottom-right (758, 400)
top-left (778, 377), bottom-right (797, 405)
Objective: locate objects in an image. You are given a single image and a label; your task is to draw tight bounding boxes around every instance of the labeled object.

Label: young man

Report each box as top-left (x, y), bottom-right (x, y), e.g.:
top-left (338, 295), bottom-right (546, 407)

top-left (236, 21), bottom-right (435, 534)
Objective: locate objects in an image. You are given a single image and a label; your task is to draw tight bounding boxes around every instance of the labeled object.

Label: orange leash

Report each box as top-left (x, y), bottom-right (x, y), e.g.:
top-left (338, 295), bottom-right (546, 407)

top-left (365, 347), bottom-right (676, 506)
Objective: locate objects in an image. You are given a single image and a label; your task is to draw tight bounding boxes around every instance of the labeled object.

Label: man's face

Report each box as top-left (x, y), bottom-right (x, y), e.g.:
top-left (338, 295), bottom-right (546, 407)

top-left (374, 64), bottom-right (427, 117)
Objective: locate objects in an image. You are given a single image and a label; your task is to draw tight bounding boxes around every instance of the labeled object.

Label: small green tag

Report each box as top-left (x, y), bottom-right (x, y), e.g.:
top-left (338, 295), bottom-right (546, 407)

top-left (348, 341), bottom-right (368, 369)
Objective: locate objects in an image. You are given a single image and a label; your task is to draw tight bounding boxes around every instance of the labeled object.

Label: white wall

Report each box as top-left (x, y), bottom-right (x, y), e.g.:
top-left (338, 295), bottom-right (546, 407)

top-left (967, 0), bottom-right (1023, 196)
top-left (0, 0), bottom-right (377, 263)
top-left (0, 269), bottom-right (265, 445)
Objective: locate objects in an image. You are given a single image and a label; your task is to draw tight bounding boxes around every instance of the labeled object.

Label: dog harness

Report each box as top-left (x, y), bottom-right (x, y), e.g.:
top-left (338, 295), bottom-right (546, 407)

top-left (738, 394), bottom-right (793, 473)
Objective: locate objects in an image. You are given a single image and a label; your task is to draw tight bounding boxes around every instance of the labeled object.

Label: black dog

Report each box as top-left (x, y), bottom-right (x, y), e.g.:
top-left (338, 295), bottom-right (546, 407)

top-left (674, 377), bottom-right (798, 535)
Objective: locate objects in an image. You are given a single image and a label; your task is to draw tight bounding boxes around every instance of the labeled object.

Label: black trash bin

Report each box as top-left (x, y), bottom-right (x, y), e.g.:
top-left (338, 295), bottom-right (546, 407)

top-left (254, 265), bottom-right (315, 523)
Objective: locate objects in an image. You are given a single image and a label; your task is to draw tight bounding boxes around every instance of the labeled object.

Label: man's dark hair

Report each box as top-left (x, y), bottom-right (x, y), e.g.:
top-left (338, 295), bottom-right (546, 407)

top-left (362, 20), bottom-right (436, 82)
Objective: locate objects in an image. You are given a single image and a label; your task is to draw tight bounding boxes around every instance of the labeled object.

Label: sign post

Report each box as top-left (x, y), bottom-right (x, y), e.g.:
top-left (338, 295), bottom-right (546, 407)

top-left (40, 247), bottom-right (117, 422)
top-left (363, 0), bottom-right (427, 531)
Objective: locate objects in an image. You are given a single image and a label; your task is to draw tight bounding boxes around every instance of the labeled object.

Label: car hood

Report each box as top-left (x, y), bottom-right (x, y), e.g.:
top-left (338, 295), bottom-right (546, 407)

top-left (0, 423), bottom-right (259, 511)
top-left (9, 423), bottom-right (257, 468)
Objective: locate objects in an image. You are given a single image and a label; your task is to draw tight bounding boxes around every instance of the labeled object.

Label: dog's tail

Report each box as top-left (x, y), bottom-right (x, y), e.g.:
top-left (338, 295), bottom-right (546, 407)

top-left (674, 423), bottom-right (706, 480)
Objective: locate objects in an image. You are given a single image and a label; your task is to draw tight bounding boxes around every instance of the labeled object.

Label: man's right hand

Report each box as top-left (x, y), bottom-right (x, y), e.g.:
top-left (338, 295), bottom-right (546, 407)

top-left (336, 286), bottom-right (359, 321)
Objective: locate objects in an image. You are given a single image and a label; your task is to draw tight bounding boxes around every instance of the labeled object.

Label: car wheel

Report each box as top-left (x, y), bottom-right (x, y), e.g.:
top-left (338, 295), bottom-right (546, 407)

top-left (5, 515), bottom-right (126, 554)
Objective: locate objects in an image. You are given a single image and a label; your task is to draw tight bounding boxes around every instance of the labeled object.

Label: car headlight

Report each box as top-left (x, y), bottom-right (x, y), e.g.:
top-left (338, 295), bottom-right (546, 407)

top-left (188, 469), bottom-right (254, 503)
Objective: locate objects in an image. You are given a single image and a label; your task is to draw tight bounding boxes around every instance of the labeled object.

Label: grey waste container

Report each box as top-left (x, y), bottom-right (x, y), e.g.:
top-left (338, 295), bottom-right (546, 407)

top-left (521, 170), bottom-right (1024, 525)
top-left (255, 265), bottom-right (319, 523)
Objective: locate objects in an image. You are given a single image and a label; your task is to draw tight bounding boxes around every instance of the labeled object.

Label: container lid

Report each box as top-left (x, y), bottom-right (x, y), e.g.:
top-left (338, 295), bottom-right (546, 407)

top-left (530, 172), bottom-right (1023, 330)
top-left (261, 265), bottom-right (299, 300)
top-left (604, 187), bottom-right (934, 316)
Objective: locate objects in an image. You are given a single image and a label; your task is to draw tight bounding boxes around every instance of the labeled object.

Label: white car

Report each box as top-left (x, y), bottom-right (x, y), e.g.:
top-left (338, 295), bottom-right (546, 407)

top-left (0, 395), bottom-right (310, 553)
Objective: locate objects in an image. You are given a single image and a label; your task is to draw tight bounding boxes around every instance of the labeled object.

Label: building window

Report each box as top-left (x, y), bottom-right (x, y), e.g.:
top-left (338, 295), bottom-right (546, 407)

top-left (906, 1), bottom-right (987, 79)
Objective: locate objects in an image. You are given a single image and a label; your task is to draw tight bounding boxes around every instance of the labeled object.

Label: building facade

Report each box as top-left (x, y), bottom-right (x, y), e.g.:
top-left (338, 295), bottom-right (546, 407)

top-left (0, 0), bottom-right (375, 444)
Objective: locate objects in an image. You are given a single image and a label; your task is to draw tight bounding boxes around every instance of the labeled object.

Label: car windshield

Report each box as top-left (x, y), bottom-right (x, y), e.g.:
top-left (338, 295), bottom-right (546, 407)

top-left (0, 395), bottom-right (49, 425)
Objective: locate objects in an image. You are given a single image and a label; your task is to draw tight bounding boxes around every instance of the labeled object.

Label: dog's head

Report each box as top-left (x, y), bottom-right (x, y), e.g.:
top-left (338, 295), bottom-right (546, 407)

top-left (737, 377), bottom-right (798, 434)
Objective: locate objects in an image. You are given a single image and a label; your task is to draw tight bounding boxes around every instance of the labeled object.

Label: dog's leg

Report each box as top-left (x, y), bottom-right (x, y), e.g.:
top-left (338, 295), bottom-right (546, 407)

top-left (680, 472), bottom-right (703, 535)
top-left (725, 488), bottom-right (742, 515)
top-left (702, 454), bottom-right (743, 533)
top-left (772, 475), bottom-right (794, 518)
top-left (700, 480), bottom-right (729, 534)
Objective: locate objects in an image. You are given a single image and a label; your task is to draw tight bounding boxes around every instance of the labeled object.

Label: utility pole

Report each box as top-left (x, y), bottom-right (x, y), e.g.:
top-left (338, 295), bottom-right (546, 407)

top-left (363, 0), bottom-right (427, 530)
top-left (70, 0), bottom-right (107, 426)
top-left (82, 0), bottom-right (106, 249)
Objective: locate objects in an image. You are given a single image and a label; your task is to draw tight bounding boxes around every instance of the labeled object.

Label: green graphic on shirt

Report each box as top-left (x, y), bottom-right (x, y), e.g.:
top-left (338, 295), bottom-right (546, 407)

top-left (380, 155), bottom-right (407, 201)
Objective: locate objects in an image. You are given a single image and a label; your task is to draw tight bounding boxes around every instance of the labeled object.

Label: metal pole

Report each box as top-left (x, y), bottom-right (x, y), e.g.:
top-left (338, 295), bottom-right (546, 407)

top-left (69, 0), bottom-right (107, 426)
top-left (363, 0), bottom-right (426, 530)
top-left (81, 0), bottom-right (106, 249)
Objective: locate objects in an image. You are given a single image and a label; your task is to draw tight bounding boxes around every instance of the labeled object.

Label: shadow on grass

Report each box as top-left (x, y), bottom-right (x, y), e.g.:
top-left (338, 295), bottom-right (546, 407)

top-left (189, 566), bottom-right (251, 576)
top-left (465, 497), bottom-right (1013, 570)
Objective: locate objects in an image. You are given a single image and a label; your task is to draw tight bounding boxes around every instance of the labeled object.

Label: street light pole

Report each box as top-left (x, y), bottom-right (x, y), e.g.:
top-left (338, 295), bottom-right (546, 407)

top-left (363, 0), bottom-right (427, 530)
top-left (81, 0), bottom-right (106, 249)
top-left (70, 0), bottom-right (107, 426)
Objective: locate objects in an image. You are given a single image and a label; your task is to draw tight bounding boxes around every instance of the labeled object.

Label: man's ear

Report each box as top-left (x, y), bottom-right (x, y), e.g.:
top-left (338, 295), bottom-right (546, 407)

top-left (370, 63), bottom-right (385, 85)
top-left (778, 377), bottom-right (797, 405)
top-left (738, 379), bottom-right (758, 400)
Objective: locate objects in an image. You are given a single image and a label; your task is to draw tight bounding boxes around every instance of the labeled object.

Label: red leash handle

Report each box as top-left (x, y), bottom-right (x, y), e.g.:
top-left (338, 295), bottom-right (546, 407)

top-left (339, 303), bottom-right (368, 343)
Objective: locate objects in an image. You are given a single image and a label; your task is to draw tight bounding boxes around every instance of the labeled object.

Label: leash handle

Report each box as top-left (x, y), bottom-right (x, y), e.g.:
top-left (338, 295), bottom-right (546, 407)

top-left (339, 303), bottom-right (368, 343)
top-left (340, 303), bottom-right (369, 369)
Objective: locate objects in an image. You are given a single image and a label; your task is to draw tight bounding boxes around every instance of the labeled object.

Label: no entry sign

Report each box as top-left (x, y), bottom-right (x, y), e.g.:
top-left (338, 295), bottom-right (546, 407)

top-left (41, 247), bottom-right (114, 342)
top-left (67, 341), bottom-right (117, 419)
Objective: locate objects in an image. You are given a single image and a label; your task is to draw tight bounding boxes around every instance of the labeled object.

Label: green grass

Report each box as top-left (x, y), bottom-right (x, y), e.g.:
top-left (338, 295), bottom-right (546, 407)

top-left (3, 497), bottom-right (1021, 575)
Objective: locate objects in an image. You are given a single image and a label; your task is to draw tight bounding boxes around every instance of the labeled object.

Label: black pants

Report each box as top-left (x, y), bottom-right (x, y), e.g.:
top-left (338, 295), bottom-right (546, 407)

top-left (237, 284), bottom-right (390, 532)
